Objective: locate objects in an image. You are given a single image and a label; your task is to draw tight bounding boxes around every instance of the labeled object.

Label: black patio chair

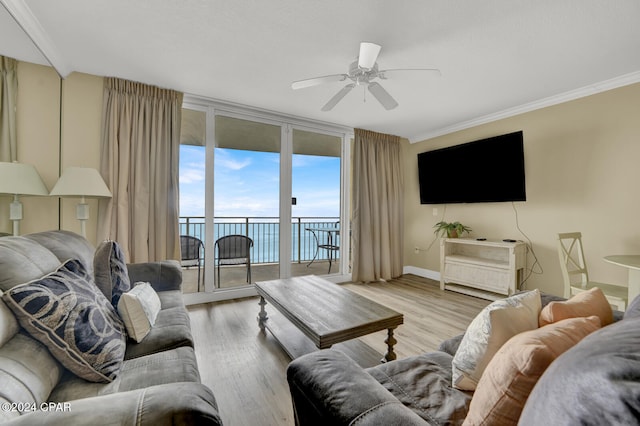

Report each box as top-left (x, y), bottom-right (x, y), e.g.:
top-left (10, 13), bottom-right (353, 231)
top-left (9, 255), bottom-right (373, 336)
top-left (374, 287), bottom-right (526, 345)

top-left (214, 235), bottom-right (254, 285)
top-left (180, 235), bottom-right (204, 291)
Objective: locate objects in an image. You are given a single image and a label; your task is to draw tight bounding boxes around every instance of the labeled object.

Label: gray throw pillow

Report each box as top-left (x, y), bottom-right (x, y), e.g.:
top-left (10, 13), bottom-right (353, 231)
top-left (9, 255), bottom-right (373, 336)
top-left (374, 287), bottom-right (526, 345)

top-left (94, 240), bottom-right (131, 307)
top-left (1, 259), bottom-right (126, 383)
top-left (520, 316), bottom-right (640, 425)
top-left (624, 293), bottom-right (640, 320)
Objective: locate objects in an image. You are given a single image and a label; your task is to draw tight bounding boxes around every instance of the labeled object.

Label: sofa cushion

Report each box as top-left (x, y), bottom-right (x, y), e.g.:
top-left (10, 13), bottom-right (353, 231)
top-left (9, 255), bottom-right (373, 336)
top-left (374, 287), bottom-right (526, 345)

top-left (126, 260), bottom-right (183, 293)
top-left (0, 290), bottom-right (19, 346)
top-left (539, 287), bottom-right (613, 327)
top-left (288, 349), bottom-right (426, 426)
top-left (124, 291), bottom-right (194, 360)
top-left (367, 350), bottom-right (472, 424)
top-left (24, 230), bottom-right (96, 276)
top-left (48, 346), bottom-right (201, 402)
top-left (2, 259), bottom-right (126, 383)
top-left (520, 315), bottom-right (640, 425)
top-left (464, 315), bottom-right (601, 425)
top-left (0, 236), bottom-right (61, 292)
top-left (94, 240), bottom-right (131, 306)
top-left (452, 289), bottom-right (541, 391)
top-left (117, 282), bottom-right (161, 342)
top-left (9, 383), bottom-right (222, 426)
top-left (0, 333), bottom-right (64, 422)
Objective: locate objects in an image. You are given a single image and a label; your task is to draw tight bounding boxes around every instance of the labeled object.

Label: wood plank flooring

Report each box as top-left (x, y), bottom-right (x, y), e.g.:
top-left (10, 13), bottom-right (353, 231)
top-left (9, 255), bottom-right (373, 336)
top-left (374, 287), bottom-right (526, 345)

top-left (188, 274), bottom-right (490, 426)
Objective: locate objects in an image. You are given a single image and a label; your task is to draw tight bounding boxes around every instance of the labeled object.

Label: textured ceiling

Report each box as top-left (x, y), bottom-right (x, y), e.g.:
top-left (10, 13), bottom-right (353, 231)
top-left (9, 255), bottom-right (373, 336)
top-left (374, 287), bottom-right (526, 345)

top-left (2, 0), bottom-right (640, 142)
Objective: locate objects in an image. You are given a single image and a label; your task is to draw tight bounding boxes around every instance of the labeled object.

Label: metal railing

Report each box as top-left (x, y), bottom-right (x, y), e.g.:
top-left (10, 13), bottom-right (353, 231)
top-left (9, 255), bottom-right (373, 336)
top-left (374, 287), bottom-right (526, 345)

top-left (179, 216), bottom-right (340, 264)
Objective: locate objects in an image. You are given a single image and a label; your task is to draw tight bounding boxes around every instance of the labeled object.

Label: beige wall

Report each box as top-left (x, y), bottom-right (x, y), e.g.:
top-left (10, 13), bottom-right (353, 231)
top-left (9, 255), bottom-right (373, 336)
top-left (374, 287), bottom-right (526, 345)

top-left (6, 60), bottom-right (640, 292)
top-left (403, 82), bottom-right (640, 297)
top-left (0, 61), bottom-right (104, 244)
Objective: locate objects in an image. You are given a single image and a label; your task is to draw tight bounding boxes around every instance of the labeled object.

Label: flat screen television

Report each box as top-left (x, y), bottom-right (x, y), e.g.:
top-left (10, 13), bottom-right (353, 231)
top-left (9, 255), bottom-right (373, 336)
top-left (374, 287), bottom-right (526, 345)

top-left (418, 131), bottom-right (526, 204)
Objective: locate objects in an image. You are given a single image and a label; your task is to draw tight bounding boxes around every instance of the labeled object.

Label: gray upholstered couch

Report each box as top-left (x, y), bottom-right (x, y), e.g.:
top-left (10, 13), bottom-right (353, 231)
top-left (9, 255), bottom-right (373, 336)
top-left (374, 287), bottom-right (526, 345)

top-left (287, 292), bottom-right (637, 425)
top-left (0, 230), bottom-right (222, 425)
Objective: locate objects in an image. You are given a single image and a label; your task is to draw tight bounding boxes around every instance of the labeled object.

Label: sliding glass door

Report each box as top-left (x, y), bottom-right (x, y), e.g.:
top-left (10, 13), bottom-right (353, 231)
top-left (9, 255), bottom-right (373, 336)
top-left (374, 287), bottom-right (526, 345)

top-left (179, 99), bottom-right (351, 300)
top-left (291, 128), bottom-right (343, 277)
top-left (213, 115), bottom-right (281, 289)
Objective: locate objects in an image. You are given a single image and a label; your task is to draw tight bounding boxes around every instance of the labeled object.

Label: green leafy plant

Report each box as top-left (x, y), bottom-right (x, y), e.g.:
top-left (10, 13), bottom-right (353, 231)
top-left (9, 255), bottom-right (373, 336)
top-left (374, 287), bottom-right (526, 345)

top-left (433, 221), bottom-right (472, 238)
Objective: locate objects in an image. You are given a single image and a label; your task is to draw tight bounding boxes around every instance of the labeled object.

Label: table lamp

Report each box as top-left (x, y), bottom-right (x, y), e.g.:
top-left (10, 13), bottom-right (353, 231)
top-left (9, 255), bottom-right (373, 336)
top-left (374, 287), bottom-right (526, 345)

top-left (50, 167), bottom-right (112, 238)
top-left (0, 161), bottom-right (49, 236)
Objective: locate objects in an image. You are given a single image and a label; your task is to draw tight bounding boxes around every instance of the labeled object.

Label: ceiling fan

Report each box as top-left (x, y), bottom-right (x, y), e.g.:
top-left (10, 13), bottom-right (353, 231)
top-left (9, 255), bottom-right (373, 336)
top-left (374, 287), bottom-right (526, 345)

top-left (291, 42), bottom-right (440, 111)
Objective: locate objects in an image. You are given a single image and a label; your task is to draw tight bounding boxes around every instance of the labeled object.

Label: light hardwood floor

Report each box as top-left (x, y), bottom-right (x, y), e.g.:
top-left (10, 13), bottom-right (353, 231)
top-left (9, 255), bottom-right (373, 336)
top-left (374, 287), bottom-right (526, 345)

top-left (187, 274), bottom-right (490, 426)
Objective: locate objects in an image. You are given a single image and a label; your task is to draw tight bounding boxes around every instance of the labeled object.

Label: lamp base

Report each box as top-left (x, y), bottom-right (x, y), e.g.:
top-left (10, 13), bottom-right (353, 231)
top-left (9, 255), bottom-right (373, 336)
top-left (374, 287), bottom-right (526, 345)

top-left (76, 201), bottom-right (89, 238)
top-left (76, 203), bottom-right (89, 220)
top-left (9, 197), bottom-right (23, 236)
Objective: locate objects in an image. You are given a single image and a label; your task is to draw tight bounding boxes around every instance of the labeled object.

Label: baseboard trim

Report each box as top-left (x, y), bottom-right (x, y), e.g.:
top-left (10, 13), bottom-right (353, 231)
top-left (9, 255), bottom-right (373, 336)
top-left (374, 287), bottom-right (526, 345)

top-left (402, 266), bottom-right (440, 281)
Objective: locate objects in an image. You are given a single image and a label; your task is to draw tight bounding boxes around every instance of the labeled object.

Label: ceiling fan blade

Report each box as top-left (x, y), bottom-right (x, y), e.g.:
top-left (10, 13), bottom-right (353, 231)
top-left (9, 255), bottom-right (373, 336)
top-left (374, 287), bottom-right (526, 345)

top-left (321, 83), bottom-right (355, 111)
top-left (377, 68), bottom-right (442, 79)
top-left (368, 82), bottom-right (398, 110)
top-left (358, 42), bottom-right (381, 69)
top-left (291, 74), bottom-right (348, 90)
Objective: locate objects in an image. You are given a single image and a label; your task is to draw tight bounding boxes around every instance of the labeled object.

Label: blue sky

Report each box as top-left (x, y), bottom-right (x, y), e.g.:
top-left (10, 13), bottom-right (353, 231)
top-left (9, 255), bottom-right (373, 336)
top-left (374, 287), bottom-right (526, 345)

top-left (179, 145), bottom-right (340, 219)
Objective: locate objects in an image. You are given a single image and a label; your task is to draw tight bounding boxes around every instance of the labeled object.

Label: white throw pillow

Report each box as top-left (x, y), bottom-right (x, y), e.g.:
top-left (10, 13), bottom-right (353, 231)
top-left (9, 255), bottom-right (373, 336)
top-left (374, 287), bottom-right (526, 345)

top-left (452, 289), bottom-right (541, 391)
top-left (117, 282), bottom-right (161, 343)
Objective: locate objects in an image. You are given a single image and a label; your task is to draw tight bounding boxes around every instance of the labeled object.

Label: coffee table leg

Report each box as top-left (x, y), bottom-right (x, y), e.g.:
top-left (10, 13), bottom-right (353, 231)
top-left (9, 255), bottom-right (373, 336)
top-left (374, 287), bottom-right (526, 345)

top-left (382, 327), bottom-right (398, 362)
top-left (257, 296), bottom-right (268, 331)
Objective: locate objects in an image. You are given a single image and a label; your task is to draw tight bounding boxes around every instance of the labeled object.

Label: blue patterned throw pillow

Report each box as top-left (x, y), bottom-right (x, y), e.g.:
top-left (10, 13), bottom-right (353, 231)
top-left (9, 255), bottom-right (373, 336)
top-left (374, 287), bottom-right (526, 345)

top-left (1, 259), bottom-right (126, 383)
top-left (94, 240), bottom-right (131, 307)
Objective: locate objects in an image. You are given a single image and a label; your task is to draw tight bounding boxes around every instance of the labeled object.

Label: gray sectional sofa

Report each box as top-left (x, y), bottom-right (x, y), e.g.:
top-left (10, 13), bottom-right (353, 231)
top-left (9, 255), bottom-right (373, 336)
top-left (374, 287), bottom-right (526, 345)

top-left (287, 291), bottom-right (638, 425)
top-left (0, 230), bottom-right (222, 425)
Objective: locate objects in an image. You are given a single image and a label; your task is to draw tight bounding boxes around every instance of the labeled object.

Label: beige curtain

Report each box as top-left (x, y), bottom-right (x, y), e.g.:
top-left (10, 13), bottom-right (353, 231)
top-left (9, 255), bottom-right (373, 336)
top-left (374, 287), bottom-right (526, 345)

top-left (98, 78), bottom-right (183, 263)
top-left (0, 56), bottom-right (18, 162)
top-left (351, 128), bottom-right (404, 282)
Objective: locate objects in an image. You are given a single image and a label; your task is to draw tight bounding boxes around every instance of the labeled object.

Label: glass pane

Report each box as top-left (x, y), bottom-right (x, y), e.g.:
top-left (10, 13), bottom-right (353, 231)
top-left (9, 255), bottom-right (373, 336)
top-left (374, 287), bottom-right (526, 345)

top-left (291, 129), bottom-right (342, 276)
top-left (179, 108), bottom-right (206, 294)
top-left (214, 115), bottom-right (281, 288)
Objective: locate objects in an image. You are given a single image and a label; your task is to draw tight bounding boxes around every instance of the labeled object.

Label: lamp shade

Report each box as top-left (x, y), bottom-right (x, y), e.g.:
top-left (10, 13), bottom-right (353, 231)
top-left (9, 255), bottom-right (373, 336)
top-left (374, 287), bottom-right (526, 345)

top-left (0, 162), bottom-right (49, 196)
top-left (50, 167), bottom-right (112, 198)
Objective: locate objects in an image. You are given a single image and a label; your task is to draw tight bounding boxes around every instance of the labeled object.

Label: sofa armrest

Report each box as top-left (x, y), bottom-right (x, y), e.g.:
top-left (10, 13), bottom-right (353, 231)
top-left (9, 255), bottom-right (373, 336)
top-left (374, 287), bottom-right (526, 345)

top-left (127, 260), bottom-right (182, 292)
top-left (287, 350), bottom-right (425, 426)
top-left (5, 382), bottom-right (222, 426)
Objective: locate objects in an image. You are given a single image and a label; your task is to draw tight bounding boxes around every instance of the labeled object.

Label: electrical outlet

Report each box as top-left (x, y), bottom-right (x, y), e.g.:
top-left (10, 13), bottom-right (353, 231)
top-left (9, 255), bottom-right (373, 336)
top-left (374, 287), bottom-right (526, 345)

top-left (432, 207), bottom-right (438, 216)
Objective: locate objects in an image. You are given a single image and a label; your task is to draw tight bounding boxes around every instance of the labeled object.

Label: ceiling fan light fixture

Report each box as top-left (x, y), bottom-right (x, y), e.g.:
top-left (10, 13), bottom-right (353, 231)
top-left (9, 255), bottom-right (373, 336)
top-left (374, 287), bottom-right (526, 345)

top-left (358, 42), bottom-right (381, 70)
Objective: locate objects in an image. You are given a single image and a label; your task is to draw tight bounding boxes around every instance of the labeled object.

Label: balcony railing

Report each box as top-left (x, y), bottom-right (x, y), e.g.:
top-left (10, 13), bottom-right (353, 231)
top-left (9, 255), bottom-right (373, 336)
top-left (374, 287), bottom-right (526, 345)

top-left (179, 216), bottom-right (340, 264)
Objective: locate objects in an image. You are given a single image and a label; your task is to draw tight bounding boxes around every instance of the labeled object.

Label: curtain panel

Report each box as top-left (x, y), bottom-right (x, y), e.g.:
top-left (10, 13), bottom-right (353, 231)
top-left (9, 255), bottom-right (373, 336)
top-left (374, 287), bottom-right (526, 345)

top-left (0, 56), bottom-right (18, 162)
top-left (98, 77), bottom-right (183, 263)
top-left (351, 128), bottom-right (404, 282)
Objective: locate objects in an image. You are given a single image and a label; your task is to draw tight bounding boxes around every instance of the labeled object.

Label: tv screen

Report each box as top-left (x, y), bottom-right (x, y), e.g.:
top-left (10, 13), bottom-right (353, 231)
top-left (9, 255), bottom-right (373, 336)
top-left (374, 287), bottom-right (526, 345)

top-left (418, 131), bottom-right (526, 204)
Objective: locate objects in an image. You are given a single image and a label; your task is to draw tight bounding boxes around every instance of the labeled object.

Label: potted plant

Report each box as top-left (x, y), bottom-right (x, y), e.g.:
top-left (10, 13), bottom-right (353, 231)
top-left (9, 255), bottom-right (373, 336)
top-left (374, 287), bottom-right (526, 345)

top-left (433, 221), bottom-right (472, 238)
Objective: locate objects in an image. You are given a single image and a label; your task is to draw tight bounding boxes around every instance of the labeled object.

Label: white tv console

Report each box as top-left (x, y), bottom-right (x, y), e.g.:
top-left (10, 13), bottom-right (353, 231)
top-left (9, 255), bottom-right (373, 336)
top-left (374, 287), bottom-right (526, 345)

top-left (440, 238), bottom-right (526, 300)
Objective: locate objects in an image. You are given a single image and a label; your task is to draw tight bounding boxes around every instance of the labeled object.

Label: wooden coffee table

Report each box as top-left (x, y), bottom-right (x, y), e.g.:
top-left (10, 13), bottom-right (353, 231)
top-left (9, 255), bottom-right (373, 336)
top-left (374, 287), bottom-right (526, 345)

top-left (255, 275), bottom-right (403, 364)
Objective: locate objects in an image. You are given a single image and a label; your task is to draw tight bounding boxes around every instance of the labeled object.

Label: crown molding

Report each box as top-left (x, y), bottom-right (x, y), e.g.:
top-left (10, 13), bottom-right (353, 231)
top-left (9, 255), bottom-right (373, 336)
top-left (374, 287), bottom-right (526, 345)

top-left (1, 0), bottom-right (71, 78)
top-left (409, 70), bottom-right (640, 143)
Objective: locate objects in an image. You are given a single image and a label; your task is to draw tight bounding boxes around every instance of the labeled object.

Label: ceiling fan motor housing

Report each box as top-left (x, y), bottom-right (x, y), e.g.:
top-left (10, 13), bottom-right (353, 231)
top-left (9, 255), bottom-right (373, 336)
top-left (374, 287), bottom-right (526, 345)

top-left (349, 60), bottom-right (378, 85)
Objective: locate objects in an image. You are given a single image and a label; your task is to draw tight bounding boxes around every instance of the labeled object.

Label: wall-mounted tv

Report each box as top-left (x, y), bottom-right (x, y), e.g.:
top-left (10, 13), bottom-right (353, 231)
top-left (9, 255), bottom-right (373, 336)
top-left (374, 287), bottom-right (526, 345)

top-left (418, 131), bottom-right (526, 204)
